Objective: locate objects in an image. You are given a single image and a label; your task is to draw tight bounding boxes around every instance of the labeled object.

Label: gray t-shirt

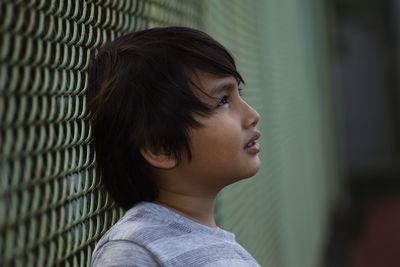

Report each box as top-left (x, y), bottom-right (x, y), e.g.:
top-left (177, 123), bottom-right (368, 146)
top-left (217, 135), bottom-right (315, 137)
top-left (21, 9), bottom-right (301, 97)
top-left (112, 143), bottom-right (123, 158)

top-left (91, 202), bottom-right (260, 267)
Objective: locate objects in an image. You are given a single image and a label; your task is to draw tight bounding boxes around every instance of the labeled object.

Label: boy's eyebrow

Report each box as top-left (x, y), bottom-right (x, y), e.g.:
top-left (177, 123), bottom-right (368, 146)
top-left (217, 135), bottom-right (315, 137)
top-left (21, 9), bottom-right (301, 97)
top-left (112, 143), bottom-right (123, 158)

top-left (209, 81), bottom-right (237, 95)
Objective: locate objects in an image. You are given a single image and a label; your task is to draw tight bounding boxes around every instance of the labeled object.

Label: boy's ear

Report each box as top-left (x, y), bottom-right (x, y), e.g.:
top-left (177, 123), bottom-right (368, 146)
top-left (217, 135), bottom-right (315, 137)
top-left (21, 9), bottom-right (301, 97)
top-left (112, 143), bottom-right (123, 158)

top-left (140, 146), bottom-right (177, 169)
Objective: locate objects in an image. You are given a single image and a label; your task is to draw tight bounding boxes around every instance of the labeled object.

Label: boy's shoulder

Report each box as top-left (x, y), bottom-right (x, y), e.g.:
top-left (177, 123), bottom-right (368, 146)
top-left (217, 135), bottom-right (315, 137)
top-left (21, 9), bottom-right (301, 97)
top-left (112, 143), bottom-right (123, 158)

top-left (92, 202), bottom-right (261, 267)
top-left (95, 201), bottom-right (234, 245)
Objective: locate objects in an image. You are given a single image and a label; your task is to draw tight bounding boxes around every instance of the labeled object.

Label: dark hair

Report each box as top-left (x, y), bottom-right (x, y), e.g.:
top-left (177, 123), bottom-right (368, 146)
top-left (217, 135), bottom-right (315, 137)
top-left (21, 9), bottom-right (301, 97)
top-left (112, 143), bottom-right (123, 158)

top-left (87, 26), bottom-right (243, 209)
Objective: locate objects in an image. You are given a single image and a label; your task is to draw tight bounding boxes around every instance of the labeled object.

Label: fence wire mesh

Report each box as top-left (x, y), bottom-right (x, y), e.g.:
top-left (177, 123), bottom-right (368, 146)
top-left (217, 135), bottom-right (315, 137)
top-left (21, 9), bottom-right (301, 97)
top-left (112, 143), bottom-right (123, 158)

top-left (1, 0), bottom-right (338, 266)
top-left (0, 0), bottom-right (201, 266)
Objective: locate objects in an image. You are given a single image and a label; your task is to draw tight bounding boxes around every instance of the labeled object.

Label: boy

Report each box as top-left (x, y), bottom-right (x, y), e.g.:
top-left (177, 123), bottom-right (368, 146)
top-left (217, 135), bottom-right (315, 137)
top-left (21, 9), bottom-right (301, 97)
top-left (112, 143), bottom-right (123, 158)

top-left (88, 26), bottom-right (261, 266)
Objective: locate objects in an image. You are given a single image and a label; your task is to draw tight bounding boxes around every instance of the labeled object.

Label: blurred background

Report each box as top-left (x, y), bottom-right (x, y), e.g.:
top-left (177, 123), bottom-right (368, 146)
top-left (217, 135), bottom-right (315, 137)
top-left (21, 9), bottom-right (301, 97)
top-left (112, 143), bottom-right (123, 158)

top-left (325, 1), bottom-right (400, 266)
top-left (0, 0), bottom-right (399, 266)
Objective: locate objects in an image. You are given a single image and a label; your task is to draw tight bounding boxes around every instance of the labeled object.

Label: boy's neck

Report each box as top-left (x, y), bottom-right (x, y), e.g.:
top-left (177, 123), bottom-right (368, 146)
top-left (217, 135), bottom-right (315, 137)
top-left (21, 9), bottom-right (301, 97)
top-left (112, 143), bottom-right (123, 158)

top-left (153, 190), bottom-right (218, 228)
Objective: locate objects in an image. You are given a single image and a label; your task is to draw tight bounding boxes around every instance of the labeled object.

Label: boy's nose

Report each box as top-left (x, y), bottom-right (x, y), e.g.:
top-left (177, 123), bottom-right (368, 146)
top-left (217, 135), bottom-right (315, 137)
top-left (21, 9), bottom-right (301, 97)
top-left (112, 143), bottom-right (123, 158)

top-left (242, 100), bottom-right (260, 128)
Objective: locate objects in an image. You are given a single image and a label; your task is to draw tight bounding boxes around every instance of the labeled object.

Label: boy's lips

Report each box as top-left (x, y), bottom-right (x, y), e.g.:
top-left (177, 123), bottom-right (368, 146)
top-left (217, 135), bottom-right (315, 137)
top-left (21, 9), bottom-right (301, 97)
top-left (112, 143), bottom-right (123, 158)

top-left (244, 131), bottom-right (261, 153)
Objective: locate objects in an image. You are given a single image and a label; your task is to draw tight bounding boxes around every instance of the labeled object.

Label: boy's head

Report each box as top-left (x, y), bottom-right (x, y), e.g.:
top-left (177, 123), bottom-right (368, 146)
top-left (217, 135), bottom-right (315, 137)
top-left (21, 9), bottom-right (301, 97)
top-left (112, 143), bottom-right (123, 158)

top-left (87, 27), bottom-right (260, 210)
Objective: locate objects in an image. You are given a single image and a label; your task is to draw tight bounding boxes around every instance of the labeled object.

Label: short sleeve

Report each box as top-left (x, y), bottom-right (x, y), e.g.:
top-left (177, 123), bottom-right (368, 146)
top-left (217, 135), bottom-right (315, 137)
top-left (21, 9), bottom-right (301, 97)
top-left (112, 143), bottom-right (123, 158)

top-left (91, 240), bottom-right (159, 267)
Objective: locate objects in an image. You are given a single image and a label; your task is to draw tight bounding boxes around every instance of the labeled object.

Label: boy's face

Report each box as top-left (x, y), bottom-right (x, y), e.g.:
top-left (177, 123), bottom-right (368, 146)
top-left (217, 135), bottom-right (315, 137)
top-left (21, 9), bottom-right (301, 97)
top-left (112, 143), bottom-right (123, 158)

top-left (178, 71), bottom-right (261, 192)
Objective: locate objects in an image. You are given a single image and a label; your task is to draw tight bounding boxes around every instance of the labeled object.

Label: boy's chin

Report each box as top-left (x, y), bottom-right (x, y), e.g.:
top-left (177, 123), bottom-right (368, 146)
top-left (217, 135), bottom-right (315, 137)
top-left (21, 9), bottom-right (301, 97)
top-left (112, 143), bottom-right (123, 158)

top-left (243, 166), bottom-right (260, 179)
top-left (232, 161), bottom-right (261, 183)
top-left (244, 158), bottom-right (261, 178)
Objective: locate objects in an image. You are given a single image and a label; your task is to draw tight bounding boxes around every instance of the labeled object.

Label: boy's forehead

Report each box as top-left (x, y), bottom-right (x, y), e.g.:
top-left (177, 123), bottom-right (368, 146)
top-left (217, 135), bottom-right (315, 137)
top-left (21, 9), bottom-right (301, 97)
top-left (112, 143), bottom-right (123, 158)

top-left (190, 71), bottom-right (238, 95)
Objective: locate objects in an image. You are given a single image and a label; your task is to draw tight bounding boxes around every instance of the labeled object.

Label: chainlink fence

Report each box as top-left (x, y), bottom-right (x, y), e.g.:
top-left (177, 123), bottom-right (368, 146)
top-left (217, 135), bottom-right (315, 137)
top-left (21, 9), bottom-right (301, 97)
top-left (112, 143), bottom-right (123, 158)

top-left (0, 1), bottom-right (202, 266)
top-left (0, 1), bottom-right (340, 266)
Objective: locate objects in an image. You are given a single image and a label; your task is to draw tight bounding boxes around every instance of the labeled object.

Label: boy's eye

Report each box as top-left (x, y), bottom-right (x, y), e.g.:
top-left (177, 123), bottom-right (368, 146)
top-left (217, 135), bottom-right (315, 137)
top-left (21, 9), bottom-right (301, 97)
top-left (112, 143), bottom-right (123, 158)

top-left (217, 96), bottom-right (229, 107)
